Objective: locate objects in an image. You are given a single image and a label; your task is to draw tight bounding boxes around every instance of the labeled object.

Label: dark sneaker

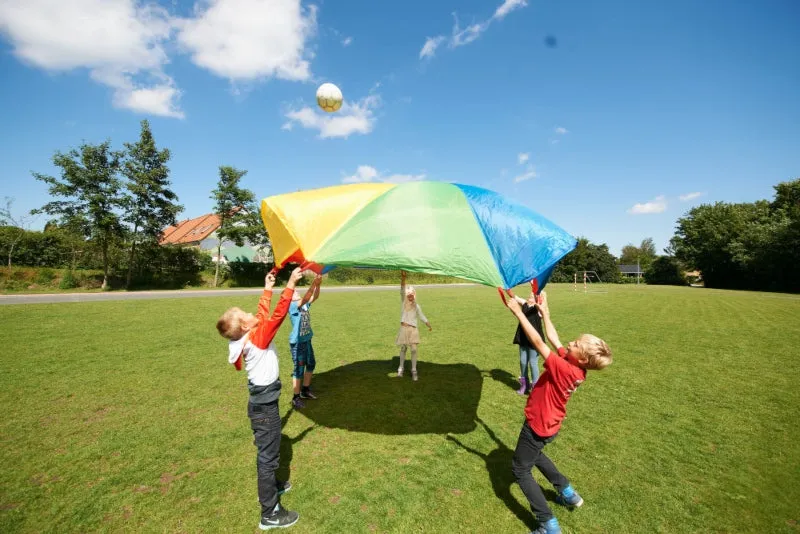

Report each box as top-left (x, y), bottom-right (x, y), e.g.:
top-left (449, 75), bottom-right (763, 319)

top-left (291, 396), bottom-right (305, 409)
top-left (531, 517), bottom-right (561, 534)
top-left (556, 485), bottom-right (583, 508)
top-left (259, 504), bottom-right (299, 530)
top-left (277, 480), bottom-right (292, 495)
top-left (299, 388), bottom-right (317, 400)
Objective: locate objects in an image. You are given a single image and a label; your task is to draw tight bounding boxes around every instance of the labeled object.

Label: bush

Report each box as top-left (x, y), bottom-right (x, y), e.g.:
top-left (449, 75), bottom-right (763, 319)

top-left (36, 268), bottom-right (56, 285)
top-left (59, 270), bottom-right (77, 289)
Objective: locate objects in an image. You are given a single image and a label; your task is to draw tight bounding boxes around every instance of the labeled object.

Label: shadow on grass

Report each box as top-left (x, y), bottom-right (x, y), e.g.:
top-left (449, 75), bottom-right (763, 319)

top-left (447, 417), bottom-right (538, 532)
top-left (300, 357), bottom-right (482, 435)
top-left (277, 408), bottom-right (317, 483)
top-left (488, 368), bottom-right (522, 393)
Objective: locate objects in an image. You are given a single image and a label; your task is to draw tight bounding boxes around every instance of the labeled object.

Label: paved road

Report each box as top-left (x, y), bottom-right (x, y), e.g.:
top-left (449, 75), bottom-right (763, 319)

top-left (0, 283), bottom-right (477, 305)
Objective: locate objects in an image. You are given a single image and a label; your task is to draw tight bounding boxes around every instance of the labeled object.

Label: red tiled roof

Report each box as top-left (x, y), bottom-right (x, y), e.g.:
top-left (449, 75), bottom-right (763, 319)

top-left (160, 213), bottom-right (221, 245)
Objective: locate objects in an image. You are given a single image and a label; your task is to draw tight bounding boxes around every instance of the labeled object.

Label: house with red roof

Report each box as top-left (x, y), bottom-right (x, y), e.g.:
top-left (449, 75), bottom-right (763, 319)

top-left (160, 212), bottom-right (271, 263)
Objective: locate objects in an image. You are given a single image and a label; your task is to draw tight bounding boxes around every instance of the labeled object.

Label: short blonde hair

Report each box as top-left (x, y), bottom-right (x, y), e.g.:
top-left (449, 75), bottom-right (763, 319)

top-left (216, 307), bottom-right (246, 340)
top-left (579, 334), bottom-right (612, 370)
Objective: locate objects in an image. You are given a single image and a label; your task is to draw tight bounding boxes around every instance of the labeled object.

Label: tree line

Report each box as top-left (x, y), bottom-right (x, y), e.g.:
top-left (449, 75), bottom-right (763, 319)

top-left (0, 120), bottom-right (266, 289)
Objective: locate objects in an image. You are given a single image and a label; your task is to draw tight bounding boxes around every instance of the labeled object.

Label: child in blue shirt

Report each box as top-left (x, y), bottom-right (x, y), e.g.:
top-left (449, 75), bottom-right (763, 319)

top-left (288, 273), bottom-right (322, 409)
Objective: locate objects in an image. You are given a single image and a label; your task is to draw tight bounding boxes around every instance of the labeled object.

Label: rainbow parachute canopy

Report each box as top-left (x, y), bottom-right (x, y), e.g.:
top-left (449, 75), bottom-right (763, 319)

top-left (260, 182), bottom-right (576, 290)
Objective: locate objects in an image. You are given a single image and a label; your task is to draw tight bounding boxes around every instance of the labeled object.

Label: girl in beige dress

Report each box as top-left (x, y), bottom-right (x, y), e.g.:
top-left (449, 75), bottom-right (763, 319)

top-left (396, 270), bottom-right (432, 381)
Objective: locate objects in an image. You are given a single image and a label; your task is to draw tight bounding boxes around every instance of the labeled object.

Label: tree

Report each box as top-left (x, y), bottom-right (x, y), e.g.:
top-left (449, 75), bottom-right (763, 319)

top-left (552, 237), bottom-right (620, 283)
top-left (32, 142), bottom-right (125, 290)
top-left (122, 120), bottom-right (183, 289)
top-left (619, 238), bottom-right (657, 271)
top-left (0, 197), bottom-right (35, 271)
top-left (210, 166), bottom-right (267, 287)
top-left (645, 256), bottom-right (686, 285)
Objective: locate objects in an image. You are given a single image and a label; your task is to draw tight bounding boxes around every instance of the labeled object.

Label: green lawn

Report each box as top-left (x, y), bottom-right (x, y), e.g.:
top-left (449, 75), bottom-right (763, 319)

top-left (1, 284), bottom-right (798, 533)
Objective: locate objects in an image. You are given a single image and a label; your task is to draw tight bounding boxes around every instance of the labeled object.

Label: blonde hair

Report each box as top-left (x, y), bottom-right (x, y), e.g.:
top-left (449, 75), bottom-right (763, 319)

top-left (216, 307), bottom-right (246, 340)
top-left (578, 334), bottom-right (612, 370)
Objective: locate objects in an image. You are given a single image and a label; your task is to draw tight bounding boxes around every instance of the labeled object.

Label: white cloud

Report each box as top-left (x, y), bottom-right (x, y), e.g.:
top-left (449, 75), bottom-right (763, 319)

top-left (283, 94), bottom-right (380, 139)
top-left (555, 126), bottom-right (568, 134)
top-left (177, 0), bottom-right (317, 82)
top-left (342, 36), bottom-right (353, 47)
top-left (420, 36), bottom-right (445, 59)
top-left (420, 0), bottom-right (528, 60)
top-left (0, 0), bottom-right (183, 117)
top-left (679, 192), bottom-right (704, 202)
top-left (343, 165), bottom-right (425, 184)
top-left (494, 0), bottom-right (528, 20)
top-left (518, 152), bottom-right (530, 164)
top-left (514, 166), bottom-right (538, 183)
top-left (450, 18), bottom-right (490, 48)
top-left (343, 165), bottom-right (379, 184)
top-left (628, 196), bottom-right (667, 214)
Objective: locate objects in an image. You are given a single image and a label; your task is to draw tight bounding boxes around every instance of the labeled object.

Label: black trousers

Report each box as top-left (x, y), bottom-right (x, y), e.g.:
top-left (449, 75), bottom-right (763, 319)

top-left (248, 401), bottom-right (281, 518)
top-left (511, 420), bottom-right (570, 522)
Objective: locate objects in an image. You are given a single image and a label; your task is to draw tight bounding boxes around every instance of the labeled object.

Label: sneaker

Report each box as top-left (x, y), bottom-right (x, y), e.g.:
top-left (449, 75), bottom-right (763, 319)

top-left (411, 370), bottom-right (418, 381)
top-left (556, 485), bottom-right (584, 508)
top-left (530, 517), bottom-right (561, 534)
top-left (291, 396), bottom-right (305, 409)
top-left (517, 376), bottom-right (528, 395)
top-left (299, 387), bottom-right (317, 400)
top-left (396, 368), bottom-right (404, 378)
top-left (259, 504), bottom-right (299, 530)
top-left (276, 480), bottom-right (292, 495)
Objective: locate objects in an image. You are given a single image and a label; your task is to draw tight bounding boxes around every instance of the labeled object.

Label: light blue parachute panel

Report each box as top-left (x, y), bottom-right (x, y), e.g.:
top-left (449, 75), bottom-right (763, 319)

top-left (455, 184), bottom-right (577, 289)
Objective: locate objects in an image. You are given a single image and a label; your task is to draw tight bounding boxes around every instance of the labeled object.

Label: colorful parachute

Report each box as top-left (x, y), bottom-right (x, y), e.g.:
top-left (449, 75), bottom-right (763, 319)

top-left (260, 181), bottom-right (576, 290)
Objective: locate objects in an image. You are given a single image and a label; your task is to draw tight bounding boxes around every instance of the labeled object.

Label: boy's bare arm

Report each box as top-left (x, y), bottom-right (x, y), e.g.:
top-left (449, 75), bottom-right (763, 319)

top-left (537, 292), bottom-right (562, 349)
top-left (507, 298), bottom-right (551, 359)
top-left (299, 275), bottom-right (318, 306)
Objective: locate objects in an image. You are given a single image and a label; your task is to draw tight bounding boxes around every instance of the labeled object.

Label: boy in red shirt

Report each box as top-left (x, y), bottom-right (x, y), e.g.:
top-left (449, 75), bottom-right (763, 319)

top-left (506, 292), bottom-right (612, 534)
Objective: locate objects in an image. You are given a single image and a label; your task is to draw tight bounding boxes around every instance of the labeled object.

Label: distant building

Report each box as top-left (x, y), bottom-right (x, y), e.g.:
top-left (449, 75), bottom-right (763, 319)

top-left (618, 264), bottom-right (644, 279)
top-left (160, 212), bottom-right (271, 264)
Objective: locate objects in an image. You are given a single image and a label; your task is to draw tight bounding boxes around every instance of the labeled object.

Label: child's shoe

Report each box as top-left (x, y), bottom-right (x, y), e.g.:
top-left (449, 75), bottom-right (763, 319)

top-left (276, 480), bottom-right (292, 495)
top-left (517, 377), bottom-right (528, 395)
top-left (556, 484), bottom-right (584, 507)
top-left (411, 370), bottom-right (418, 381)
top-left (531, 517), bottom-right (561, 534)
top-left (396, 367), bottom-right (404, 377)
top-left (259, 504), bottom-right (299, 530)
top-left (300, 386), bottom-right (317, 400)
top-left (291, 396), bottom-right (305, 409)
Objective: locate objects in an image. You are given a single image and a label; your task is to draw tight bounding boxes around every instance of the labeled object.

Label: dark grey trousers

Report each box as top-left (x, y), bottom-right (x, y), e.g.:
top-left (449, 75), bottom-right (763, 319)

top-left (511, 420), bottom-right (570, 522)
top-left (248, 401), bottom-right (281, 518)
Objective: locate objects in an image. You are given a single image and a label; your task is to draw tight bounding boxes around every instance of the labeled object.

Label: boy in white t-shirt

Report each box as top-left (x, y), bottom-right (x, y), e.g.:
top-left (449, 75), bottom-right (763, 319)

top-left (216, 267), bottom-right (302, 531)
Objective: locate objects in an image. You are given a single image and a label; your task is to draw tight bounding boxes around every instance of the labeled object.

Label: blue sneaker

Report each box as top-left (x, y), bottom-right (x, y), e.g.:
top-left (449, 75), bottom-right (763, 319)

top-left (556, 484), bottom-right (584, 508)
top-left (531, 517), bottom-right (561, 534)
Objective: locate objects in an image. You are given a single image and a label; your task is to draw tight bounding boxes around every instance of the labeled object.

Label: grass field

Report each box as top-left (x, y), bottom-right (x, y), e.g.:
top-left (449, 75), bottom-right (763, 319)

top-left (1, 284), bottom-right (798, 533)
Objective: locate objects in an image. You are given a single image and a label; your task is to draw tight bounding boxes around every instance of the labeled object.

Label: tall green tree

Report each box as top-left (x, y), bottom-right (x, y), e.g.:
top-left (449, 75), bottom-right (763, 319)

top-left (32, 142), bottom-right (125, 289)
top-left (552, 237), bottom-right (620, 283)
top-left (670, 201), bottom-right (775, 289)
top-left (210, 166), bottom-right (267, 287)
top-left (122, 120), bottom-right (183, 289)
top-left (619, 238), bottom-right (657, 270)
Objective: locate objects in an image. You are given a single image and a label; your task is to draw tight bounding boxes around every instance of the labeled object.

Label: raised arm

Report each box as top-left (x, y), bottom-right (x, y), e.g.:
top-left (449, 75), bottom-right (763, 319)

top-left (254, 272), bottom-right (277, 323)
top-left (400, 270), bottom-right (406, 302)
top-left (299, 274), bottom-right (320, 306)
top-left (250, 268), bottom-right (303, 349)
top-left (506, 298), bottom-right (550, 359)
top-left (537, 292), bottom-right (562, 350)
top-left (311, 274), bottom-right (322, 302)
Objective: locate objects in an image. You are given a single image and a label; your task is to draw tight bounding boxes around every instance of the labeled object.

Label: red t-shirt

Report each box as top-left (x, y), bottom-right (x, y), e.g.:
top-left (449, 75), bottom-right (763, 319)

top-left (524, 347), bottom-right (587, 438)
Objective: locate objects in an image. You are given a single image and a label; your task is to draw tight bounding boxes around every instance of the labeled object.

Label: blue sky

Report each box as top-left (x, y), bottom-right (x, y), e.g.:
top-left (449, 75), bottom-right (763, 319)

top-left (1, 0), bottom-right (798, 257)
